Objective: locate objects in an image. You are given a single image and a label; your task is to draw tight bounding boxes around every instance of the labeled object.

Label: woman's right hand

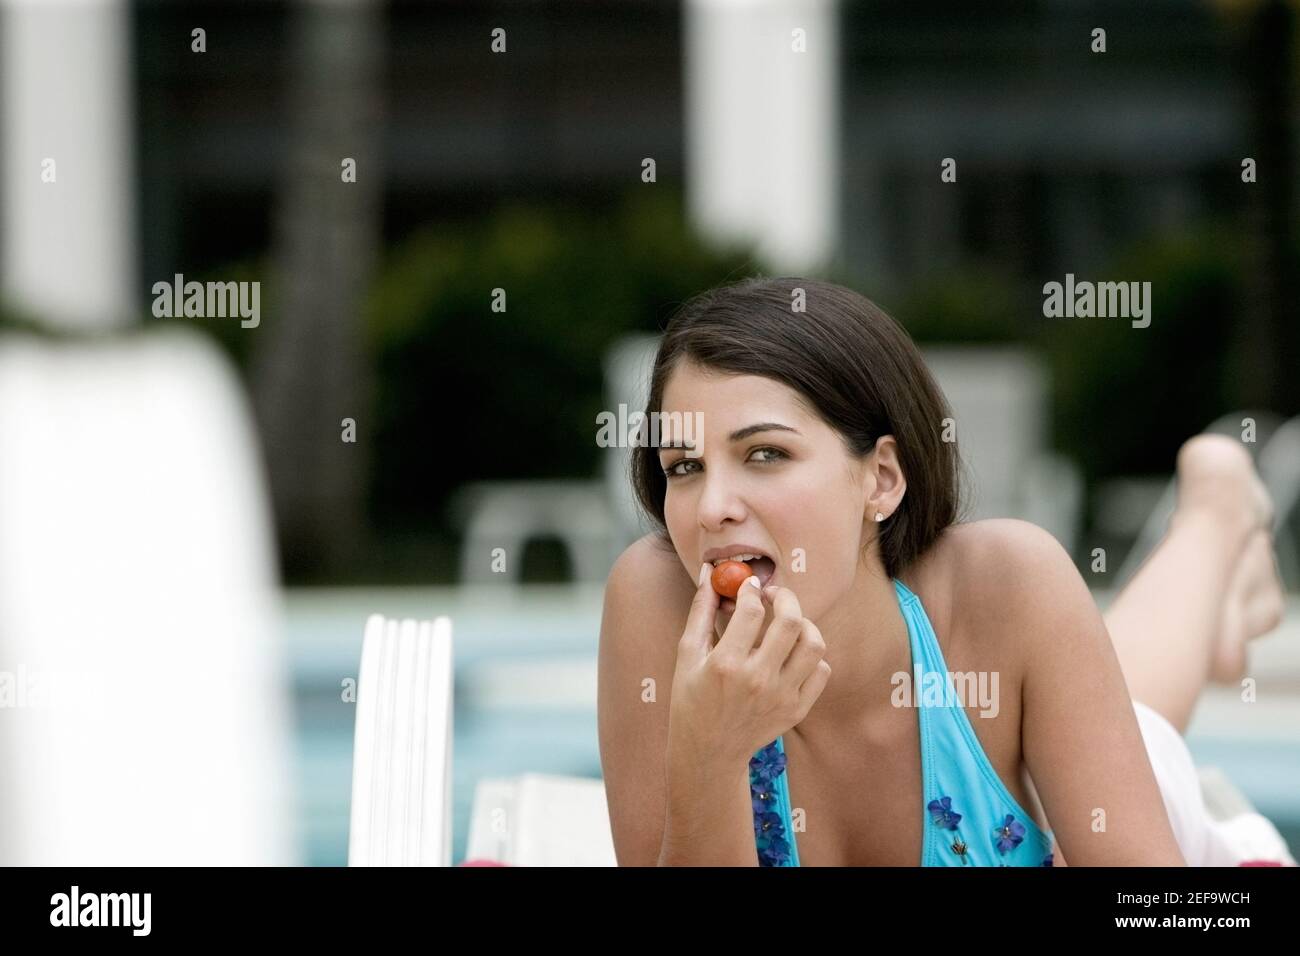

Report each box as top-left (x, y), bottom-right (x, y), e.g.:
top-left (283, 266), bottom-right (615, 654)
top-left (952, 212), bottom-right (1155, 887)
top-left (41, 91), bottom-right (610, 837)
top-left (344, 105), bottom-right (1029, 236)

top-left (667, 563), bottom-right (833, 766)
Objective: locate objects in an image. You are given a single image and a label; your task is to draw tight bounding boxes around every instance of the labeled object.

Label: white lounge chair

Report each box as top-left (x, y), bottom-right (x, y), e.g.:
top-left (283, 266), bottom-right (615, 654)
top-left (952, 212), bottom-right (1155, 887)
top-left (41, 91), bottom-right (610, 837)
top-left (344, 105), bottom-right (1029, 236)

top-left (347, 614), bottom-right (455, 866)
top-left (449, 480), bottom-right (615, 586)
top-left (466, 773), bottom-right (616, 866)
top-left (0, 329), bottom-right (295, 864)
top-left (920, 346), bottom-right (1082, 555)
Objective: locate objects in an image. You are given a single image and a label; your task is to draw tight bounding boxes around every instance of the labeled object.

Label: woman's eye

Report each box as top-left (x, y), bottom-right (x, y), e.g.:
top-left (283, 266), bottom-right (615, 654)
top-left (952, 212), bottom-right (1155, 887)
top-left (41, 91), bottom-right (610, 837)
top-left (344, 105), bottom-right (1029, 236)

top-left (749, 446), bottom-right (788, 464)
top-left (662, 459), bottom-right (701, 479)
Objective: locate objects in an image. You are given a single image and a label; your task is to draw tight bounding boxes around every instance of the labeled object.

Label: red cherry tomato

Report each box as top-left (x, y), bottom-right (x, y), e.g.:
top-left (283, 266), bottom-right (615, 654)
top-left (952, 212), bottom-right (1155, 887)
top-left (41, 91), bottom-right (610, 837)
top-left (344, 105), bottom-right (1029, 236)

top-left (710, 560), bottom-right (754, 599)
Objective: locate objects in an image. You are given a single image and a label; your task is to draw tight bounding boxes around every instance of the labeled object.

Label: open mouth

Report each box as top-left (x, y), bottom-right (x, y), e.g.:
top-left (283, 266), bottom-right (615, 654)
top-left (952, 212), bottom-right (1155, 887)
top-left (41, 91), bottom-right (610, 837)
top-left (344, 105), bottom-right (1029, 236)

top-left (740, 555), bottom-right (776, 589)
top-left (711, 551), bottom-right (777, 611)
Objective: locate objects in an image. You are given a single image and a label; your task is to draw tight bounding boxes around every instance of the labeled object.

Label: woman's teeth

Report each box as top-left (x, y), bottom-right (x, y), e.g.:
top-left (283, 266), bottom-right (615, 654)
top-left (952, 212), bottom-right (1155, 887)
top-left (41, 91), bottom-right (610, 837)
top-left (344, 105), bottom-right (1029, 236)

top-left (711, 553), bottom-right (764, 565)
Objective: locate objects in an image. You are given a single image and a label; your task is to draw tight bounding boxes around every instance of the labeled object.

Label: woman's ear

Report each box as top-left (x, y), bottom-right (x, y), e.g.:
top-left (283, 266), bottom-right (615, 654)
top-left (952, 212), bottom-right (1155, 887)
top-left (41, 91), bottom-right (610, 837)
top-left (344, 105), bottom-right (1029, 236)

top-left (865, 435), bottom-right (907, 521)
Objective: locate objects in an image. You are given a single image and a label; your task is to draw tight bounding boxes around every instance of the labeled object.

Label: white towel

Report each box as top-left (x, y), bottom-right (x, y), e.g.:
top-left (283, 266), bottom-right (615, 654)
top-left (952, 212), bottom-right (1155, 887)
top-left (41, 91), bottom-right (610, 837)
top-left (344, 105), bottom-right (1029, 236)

top-left (1133, 699), bottom-right (1296, 866)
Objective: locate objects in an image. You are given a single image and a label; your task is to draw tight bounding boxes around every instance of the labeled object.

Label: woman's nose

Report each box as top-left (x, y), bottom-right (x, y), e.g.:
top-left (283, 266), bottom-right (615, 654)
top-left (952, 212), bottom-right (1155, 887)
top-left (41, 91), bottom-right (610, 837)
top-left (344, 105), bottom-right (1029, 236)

top-left (696, 474), bottom-right (746, 529)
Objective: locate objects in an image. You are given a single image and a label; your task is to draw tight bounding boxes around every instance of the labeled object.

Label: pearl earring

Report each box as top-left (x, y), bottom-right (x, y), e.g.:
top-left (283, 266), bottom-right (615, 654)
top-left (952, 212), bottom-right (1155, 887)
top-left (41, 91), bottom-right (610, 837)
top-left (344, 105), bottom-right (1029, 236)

top-left (874, 511), bottom-right (885, 522)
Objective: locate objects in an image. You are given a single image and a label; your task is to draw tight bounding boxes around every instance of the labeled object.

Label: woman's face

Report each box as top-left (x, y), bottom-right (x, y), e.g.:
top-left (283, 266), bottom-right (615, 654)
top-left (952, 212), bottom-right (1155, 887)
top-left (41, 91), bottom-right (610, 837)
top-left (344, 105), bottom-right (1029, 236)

top-left (656, 359), bottom-right (889, 626)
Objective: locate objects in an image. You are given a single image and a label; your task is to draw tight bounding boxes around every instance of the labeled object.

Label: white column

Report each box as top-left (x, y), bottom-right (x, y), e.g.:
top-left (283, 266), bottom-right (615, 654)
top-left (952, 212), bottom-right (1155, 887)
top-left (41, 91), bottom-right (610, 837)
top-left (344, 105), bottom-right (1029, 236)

top-left (1, 0), bottom-right (136, 331)
top-left (685, 0), bottom-right (839, 274)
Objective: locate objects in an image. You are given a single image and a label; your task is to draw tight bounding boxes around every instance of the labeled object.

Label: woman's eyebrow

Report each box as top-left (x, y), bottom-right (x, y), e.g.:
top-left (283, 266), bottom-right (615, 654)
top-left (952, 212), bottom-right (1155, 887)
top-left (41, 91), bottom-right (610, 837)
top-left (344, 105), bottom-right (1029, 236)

top-left (728, 422), bottom-right (800, 442)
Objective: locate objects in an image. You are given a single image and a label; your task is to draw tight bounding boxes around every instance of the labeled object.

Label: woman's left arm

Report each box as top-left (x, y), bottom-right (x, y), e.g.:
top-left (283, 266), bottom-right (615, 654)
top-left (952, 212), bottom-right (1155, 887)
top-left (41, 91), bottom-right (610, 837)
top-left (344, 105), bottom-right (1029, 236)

top-left (975, 519), bottom-right (1186, 866)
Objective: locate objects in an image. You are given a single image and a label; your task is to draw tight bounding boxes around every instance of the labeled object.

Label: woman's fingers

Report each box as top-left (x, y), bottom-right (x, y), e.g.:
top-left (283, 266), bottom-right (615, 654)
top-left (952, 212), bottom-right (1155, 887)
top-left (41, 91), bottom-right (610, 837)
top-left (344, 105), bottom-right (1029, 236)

top-left (796, 659), bottom-right (833, 717)
top-left (754, 585), bottom-right (803, 668)
top-left (716, 574), bottom-right (766, 656)
top-left (782, 617), bottom-right (828, 684)
top-left (677, 562), bottom-right (720, 665)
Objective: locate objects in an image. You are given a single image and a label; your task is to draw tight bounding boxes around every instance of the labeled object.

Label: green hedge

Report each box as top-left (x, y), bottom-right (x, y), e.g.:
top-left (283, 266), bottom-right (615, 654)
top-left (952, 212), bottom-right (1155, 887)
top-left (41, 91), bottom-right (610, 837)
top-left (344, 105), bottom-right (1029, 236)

top-left (362, 188), bottom-right (752, 534)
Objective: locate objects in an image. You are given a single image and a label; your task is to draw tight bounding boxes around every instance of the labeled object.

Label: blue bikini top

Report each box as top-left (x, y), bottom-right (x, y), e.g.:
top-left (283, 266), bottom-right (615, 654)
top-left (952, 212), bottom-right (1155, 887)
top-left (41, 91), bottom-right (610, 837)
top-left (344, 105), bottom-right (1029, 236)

top-left (750, 578), bottom-right (1055, 866)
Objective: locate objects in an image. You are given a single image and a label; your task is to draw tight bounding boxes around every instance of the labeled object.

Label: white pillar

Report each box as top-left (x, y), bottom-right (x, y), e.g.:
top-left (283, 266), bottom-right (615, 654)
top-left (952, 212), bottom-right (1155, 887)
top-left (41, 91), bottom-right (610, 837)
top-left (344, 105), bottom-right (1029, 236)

top-left (1, 0), bottom-right (136, 331)
top-left (685, 0), bottom-right (839, 274)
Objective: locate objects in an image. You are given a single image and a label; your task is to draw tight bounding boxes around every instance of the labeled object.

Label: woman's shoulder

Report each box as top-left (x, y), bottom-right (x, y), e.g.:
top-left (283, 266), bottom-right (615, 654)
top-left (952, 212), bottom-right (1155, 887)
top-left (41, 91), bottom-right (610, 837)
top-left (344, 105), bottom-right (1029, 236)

top-left (603, 532), bottom-right (696, 621)
top-left (912, 519), bottom-right (1081, 647)
top-left (609, 532), bottom-right (690, 583)
top-left (929, 518), bottom-right (1073, 584)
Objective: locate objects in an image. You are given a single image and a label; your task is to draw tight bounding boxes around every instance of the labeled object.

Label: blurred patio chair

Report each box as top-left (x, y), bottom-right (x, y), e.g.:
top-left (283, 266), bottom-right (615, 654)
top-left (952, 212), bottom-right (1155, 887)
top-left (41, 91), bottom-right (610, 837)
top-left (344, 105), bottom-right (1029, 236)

top-left (447, 332), bottom-right (654, 588)
top-left (347, 613), bottom-right (455, 866)
top-left (602, 333), bottom-right (661, 556)
top-left (466, 773), bottom-right (616, 866)
top-left (920, 346), bottom-right (1082, 555)
top-left (0, 328), bottom-right (294, 864)
top-left (449, 479), bottom-right (616, 586)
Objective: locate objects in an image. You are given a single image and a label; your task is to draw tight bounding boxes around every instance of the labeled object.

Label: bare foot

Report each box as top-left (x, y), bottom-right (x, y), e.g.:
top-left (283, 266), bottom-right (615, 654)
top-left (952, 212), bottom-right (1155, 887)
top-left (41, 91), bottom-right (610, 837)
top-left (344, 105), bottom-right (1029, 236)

top-left (1170, 434), bottom-right (1281, 683)
top-left (1173, 434), bottom-right (1272, 542)
top-left (1213, 527), bottom-right (1286, 683)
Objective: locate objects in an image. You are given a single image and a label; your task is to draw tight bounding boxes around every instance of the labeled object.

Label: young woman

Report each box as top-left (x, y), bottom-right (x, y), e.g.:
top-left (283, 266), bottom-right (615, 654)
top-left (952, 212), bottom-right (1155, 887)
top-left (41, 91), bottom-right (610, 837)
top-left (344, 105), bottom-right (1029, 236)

top-left (596, 276), bottom-right (1287, 867)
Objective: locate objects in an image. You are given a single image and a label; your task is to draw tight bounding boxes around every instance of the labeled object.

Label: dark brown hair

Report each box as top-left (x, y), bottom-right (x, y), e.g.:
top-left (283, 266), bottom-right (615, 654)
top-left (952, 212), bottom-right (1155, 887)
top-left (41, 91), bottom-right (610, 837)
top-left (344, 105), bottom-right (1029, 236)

top-left (631, 276), bottom-right (966, 579)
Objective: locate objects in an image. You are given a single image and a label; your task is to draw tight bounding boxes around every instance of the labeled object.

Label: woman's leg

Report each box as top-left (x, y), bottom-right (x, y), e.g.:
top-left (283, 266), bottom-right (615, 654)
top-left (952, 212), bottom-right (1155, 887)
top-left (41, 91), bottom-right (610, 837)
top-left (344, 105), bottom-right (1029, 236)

top-left (1103, 434), bottom-right (1282, 735)
top-left (1045, 434), bottom-right (1285, 865)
